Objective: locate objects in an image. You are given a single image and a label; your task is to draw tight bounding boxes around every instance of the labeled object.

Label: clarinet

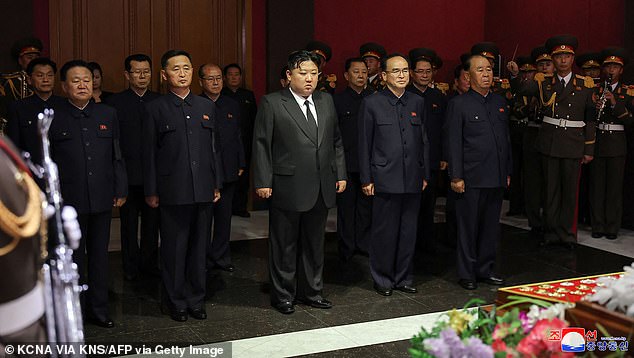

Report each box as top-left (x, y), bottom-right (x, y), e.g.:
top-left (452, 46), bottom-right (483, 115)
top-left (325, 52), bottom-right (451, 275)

top-left (36, 108), bottom-right (85, 357)
top-left (596, 75), bottom-right (612, 121)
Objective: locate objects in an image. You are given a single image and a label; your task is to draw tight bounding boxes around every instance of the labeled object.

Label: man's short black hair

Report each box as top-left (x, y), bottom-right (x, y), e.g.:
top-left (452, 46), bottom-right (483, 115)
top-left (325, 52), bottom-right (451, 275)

top-left (160, 49), bottom-right (191, 69)
top-left (60, 60), bottom-right (92, 81)
top-left (453, 64), bottom-right (464, 80)
top-left (198, 63), bottom-right (221, 78)
top-left (26, 57), bottom-right (57, 75)
top-left (125, 54), bottom-right (152, 72)
top-left (287, 50), bottom-right (321, 72)
top-left (463, 54), bottom-right (488, 72)
top-left (381, 53), bottom-right (410, 72)
top-left (223, 63), bottom-right (242, 76)
top-left (344, 57), bottom-right (367, 72)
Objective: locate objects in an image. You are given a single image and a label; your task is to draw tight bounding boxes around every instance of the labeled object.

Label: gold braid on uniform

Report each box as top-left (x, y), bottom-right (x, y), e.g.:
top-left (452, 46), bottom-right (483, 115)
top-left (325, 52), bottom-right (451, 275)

top-left (534, 73), bottom-right (556, 113)
top-left (0, 169), bottom-right (44, 256)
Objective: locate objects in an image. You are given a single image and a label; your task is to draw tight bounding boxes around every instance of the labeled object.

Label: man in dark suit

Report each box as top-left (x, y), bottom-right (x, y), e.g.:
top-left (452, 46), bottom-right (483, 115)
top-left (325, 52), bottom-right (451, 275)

top-left (7, 57), bottom-right (64, 166)
top-left (199, 63), bottom-right (246, 272)
top-left (51, 60), bottom-right (128, 327)
top-left (222, 63), bottom-right (256, 218)
top-left (253, 50), bottom-right (347, 314)
top-left (446, 55), bottom-right (511, 290)
top-left (407, 48), bottom-right (447, 254)
top-left (359, 53), bottom-right (429, 297)
top-left (143, 50), bottom-right (222, 322)
top-left (105, 54), bottom-right (160, 281)
top-left (334, 58), bottom-right (374, 261)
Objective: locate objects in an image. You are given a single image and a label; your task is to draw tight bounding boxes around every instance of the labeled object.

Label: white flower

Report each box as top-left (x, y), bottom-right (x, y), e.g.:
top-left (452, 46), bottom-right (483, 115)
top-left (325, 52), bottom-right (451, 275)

top-left (538, 303), bottom-right (574, 321)
top-left (586, 262), bottom-right (634, 317)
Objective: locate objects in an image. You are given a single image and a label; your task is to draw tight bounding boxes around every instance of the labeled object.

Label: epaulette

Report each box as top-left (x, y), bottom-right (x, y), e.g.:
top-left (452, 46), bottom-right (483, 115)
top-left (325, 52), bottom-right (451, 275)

top-left (500, 78), bottom-right (510, 89)
top-left (627, 85), bottom-right (634, 97)
top-left (575, 74), bottom-right (594, 88)
top-left (534, 72), bottom-right (546, 84)
top-left (435, 82), bottom-right (449, 95)
top-left (326, 74), bottom-right (337, 89)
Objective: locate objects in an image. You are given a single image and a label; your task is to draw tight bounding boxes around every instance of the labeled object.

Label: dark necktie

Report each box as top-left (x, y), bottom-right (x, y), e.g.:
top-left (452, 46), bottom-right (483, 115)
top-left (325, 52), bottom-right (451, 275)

top-left (304, 100), bottom-right (318, 141)
top-left (560, 78), bottom-right (566, 89)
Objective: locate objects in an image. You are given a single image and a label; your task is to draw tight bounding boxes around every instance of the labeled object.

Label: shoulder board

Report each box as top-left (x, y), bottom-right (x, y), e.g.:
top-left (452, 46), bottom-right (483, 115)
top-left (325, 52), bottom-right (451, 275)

top-left (534, 72), bottom-right (545, 84)
top-left (435, 82), bottom-right (449, 94)
top-left (500, 78), bottom-right (510, 89)
top-left (627, 85), bottom-right (634, 97)
top-left (327, 74), bottom-right (337, 82)
top-left (583, 76), bottom-right (594, 89)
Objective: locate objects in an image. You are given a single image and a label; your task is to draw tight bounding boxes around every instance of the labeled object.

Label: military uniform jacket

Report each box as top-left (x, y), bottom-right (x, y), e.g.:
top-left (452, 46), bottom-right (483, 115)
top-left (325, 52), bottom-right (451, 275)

top-left (201, 93), bottom-right (246, 183)
top-left (252, 88), bottom-right (347, 212)
top-left (334, 86), bottom-right (374, 173)
top-left (143, 92), bottom-right (222, 206)
top-left (368, 74), bottom-right (386, 92)
top-left (50, 100), bottom-right (128, 214)
top-left (527, 73), bottom-right (596, 158)
top-left (358, 89), bottom-right (430, 194)
top-left (594, 82), bottom-right (634, 157)
top-left (104, 88), bottom-right (160, 186)
top-left (6, 94), bottom-right (64, 165)
top-left (407, 84), bottom-right (447, 167)
top-left (316, 73), bottom-right (337, 95)
top-left (446, 89), bottom-right (512, 188)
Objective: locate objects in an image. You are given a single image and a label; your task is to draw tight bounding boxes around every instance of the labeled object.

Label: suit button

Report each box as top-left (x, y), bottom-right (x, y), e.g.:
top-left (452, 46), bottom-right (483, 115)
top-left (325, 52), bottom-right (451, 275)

top-left (88, 172), bottom-right (93, 176)
top-left (87, 156), bottom-right (91, 160)
top-left (192, 161), bottom-right (197, 165)
top-left (186, 115), bottom-right (191, 119)
top-left (85, 142), bottom-right (90, 146)
top-left (189, 130), bottom-right (193, 135)
top-left (82, 127), bottom-right (88, 131)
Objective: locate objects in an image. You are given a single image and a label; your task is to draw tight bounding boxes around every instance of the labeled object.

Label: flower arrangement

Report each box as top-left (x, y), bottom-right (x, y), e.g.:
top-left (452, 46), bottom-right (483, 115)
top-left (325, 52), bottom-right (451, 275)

top-left (409, 297), bottom-right (576, 358)
top-left (586, 262), bottom-right (634, 317)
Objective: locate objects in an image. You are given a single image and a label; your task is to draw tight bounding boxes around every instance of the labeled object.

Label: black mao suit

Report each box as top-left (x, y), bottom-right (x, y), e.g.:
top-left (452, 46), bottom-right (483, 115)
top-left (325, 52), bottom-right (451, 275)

top-left (333, 86), bottom-right (374, 260)
top-left (446, 89), bottom-right (511, 281)
top-left (105, 89), bottom-right (160, 277)
top-left (358, 89), bottom-right (429, 290)
top-left (252, 88), bottom-right (346, 306)
top-left (201, 93), bottom-right (245, 269)
top-left (50, 100), bottom-right (127, 321)
top-left (143, 92), bottom-right (222, 313)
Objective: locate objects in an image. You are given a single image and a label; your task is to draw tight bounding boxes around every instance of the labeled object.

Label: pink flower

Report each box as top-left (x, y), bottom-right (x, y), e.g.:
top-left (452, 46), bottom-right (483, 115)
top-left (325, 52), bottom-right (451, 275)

top-left (517, 318), bottom-right (574, 357)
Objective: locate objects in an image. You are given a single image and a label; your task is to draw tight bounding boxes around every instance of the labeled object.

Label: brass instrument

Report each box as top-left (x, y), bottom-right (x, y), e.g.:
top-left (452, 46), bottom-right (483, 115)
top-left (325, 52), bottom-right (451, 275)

top-left (596, 75), bottom-right (612, 121)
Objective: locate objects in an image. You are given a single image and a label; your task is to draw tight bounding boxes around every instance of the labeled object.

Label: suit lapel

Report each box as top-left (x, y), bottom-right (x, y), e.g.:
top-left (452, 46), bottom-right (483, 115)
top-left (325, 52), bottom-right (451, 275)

top-left (281, 89), bottom-right (316, 145)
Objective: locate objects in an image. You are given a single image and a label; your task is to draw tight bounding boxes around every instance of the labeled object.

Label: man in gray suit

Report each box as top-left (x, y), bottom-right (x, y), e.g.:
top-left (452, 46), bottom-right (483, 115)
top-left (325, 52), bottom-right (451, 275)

top-left (253, 50), bottom-right (347, 314)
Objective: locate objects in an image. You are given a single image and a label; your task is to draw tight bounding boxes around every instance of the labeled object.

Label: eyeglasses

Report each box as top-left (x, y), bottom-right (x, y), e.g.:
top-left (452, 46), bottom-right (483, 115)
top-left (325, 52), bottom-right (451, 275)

top-left (128, 69), bottom-right (151, 76)
top-left (387, 68), bottom-right (409, 76)
top-left (201, 76), bottom-right (223, 82)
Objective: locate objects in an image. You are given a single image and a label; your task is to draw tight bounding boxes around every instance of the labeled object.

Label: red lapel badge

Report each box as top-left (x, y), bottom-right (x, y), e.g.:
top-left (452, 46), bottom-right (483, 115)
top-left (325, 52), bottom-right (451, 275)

top-left (499, 108), bottom-right (505, 113)
top-left (99, 124), bottom-right (108, 130)
top-left (411, 112), bottom-right (417, 117)
top-left (203, 114), bottom-right (210, 121)
top-left (227, 113), bottom-right (233, 119)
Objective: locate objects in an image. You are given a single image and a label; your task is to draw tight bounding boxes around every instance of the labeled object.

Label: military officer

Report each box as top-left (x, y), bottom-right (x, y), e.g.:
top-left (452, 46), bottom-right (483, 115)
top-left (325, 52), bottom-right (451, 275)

top-left (143, 50), bottom-right (222, 322)
top-left (1, 37), bottom-right (43, 134)
top-left (359, 53), bottom-right (429, 296)
top-left (334, 58), bottom-right (374, 261)
top-left (576, 53), bottom-right (602, 82)
top-left (524, 35), bottom-right (596, 248)
top-left (105, 54), bottom-right (161, 280)
top-left (51, 60), bottom-right (128, 328)
top-left (306, 40), bottom-right (337, 94)
top-left (6, 57), bottom-right (64, 167)
top-left (360, 42), bottom-right (387, 92)
top-left (221, 63), bottom-right (256, 218)
top-left (199, 63), bottom-right (245, 272)
top-left (446, 55), bottom-right (511, 290)
top-left (588, 48), bottom-right (633, 240)
top-left (407, 48), bottom-right (447, 253)
top-left (428, 53), bottom-right (450, 96)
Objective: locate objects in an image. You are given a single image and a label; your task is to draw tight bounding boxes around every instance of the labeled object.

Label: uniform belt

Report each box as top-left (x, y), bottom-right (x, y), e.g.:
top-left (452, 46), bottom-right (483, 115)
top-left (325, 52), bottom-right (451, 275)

top-left (542, 116), bottom-right (585, 128)
top-left (598, 123), bottom-right (625, 131)
top-left (0, 282), bottom-right (45, 335)
top-left (527, 122), bottom-right (542, 128)
top-left (509, 117), bottom-right (528, 125)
